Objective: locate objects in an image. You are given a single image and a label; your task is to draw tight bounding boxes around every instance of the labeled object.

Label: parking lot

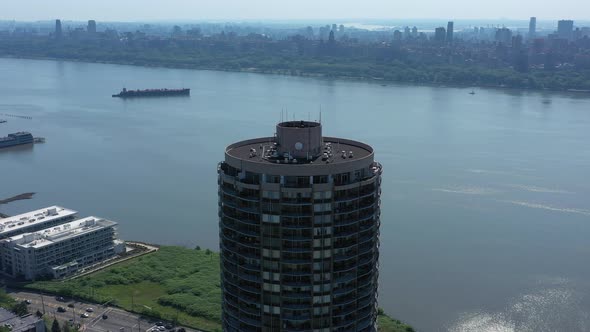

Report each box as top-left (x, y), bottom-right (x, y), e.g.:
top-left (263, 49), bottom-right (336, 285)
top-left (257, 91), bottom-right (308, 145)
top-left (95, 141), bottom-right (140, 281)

top-left (9, 289), bottom-right (199, 332)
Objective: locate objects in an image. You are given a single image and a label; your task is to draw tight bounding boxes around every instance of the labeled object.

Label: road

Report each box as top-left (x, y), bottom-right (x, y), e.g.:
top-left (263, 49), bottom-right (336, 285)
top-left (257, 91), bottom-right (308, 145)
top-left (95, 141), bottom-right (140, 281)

top-left (8, 289), bottom-right (201, 332)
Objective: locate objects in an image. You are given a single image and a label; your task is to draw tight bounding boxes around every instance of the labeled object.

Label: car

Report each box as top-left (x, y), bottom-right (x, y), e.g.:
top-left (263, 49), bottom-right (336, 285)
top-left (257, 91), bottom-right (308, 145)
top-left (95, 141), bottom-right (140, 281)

top-left (176, 328), bottom-right (185, 332)
top-left (155, 322), bottom-right (164, 327)
top-left (24, 300), bottom-right (32, 304)
top-left (67, 303), bottom-right (75, 308)
top-left (81, 313), bottom-right (89, 318)
top-left (57, 307), bottom-right (67, 313)
top-left (158, 327), bottom-right (166, 332)
top-left (102, 314), bottom-right (108, 320)
top-left (164, 324), bottom-right (173, 330)
top-left (86, 307), bottom-right (94, 312)
top-left (56, 296), bottom-right (66, 302)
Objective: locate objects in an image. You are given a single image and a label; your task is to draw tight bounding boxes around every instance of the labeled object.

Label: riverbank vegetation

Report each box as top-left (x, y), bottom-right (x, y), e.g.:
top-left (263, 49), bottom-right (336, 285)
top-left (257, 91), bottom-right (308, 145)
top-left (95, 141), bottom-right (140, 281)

top-left (23, 246), bottom-right (412, 332)
top-left (1, 38), bottom-right (590, 92)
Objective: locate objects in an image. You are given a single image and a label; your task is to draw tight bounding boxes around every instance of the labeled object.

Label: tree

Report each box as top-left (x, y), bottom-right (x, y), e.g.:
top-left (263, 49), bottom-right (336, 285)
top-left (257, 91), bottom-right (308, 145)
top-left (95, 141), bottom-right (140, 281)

top-left (51, 318), bottom-right (61, 332)
top-left (12, 301), bottom-right (28, 316)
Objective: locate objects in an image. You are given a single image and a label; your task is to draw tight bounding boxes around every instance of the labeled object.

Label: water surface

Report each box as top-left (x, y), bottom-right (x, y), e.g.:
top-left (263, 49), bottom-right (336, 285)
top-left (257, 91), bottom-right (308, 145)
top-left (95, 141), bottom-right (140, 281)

top-left (1, 58), bottom-right (590, 331)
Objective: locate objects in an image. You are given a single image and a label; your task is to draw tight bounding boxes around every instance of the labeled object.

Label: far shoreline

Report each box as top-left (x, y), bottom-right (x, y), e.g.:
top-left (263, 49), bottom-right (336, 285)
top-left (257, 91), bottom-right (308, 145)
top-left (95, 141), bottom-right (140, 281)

top-left (2, 55), bottom-right (590, 97)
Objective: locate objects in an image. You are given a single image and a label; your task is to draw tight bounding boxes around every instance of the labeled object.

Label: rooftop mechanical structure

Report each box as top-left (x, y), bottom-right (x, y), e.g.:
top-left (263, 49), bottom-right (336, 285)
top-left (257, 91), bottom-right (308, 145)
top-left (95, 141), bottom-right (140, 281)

top-left (218, 121), bottom-right (382, 331)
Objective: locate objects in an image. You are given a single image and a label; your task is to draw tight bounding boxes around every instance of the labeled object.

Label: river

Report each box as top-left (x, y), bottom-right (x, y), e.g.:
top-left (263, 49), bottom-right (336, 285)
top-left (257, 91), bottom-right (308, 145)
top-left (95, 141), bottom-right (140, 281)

top-left (1, 58), bottom-right (590, 331)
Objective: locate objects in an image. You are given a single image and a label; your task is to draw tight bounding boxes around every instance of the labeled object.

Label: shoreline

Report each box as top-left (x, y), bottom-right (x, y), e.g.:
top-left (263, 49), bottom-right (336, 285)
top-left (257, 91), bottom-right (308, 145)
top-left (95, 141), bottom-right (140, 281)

top-left (2, 54), bottom-right (590, 96)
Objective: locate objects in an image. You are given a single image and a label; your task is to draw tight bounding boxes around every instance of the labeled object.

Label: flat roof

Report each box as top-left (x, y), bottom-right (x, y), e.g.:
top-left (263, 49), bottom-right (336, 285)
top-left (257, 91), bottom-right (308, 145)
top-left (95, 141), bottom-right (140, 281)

top-left (0, 206), bottom-right (77, 236)
top-left (226, 137), bottom-right (373, 166)
top-left (0, 308), bottom-right (41, 332)
top-left (7, 217), bottom-right (117, 249)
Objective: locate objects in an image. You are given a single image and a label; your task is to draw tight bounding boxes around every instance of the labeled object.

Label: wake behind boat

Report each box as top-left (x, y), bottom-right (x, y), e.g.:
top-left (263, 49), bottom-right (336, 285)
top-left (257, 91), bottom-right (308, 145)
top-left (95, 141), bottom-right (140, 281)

top-left (112, 88), bottom-right (190, 98)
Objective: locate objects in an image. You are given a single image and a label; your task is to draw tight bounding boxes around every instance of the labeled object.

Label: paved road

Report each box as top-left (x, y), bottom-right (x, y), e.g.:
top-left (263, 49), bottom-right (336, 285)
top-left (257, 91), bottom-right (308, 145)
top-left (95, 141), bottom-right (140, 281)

top-left (9, 290), bottom-right (201, 332)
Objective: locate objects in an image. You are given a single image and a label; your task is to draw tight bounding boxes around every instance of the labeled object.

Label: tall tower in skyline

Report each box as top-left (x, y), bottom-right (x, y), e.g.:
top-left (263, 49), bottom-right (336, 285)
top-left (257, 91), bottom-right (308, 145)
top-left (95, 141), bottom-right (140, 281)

top-left (55, 19), bottom-right (62, 38)
top-left (528, 17), bottom-right (536, 39)
top-left (87, 20), bottom-right (97, 34)
top-left (558, 20), bottom-right (574, 40)
top-left (446, 21), bottom-right (454, 43)
top-left (434, 27), bottom-right (446, 43)
top-left (218, 121), bottom-right (382, 331)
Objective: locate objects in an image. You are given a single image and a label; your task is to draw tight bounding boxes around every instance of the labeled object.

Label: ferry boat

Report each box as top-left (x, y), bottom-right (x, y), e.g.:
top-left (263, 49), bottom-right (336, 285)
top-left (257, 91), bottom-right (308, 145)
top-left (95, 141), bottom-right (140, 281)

top-left (0, 132), bottom-right (34, 149)
top-left (112, 88), bottom-right (190, 98)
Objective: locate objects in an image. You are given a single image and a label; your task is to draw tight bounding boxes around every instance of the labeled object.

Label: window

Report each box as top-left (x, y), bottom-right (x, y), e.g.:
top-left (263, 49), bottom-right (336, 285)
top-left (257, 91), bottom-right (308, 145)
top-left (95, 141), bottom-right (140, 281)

top-left (265, 175), bottom-right (280, 184)
top-left (262, 214), bottom-right (280, 223)
top-left (314, 203), bottom-right (332, 212)
top-left (262, 191), bottom-right (280, 199)
top-left (313, 191), bottom-right (332, 200)
top-left (263, 283), bottom-right (280, 292)
top-left (262, 249), bottom-right (280, 258)
top-left (314, 215), bottom-right (332, 224)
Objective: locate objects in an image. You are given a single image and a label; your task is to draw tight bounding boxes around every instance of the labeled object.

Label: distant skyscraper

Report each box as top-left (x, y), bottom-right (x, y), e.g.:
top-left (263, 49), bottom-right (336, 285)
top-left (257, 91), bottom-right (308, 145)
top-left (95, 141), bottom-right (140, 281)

top-left (528, 17), bottom-right (536, 39)
top-left (411, 26), bottom-right (418, 38)
top-left (495, 27), bottom-right (513, 44)
top-left (404, 26), bottom-right (411, 39)
top-left (306, 26), bottom-right (314, 39)
top-left (434, 27), bottom-right (446, 43)
top-left (87, 20), bottom-right (96, 34)
top-left (339, 24), bottom-right (345, 33)
top-left (512, 35), bottom-right (523, 50)
top-left (332, 24), bottom-right (338, 34)
top-left (393, 30), bottom-right (402, 41)
top-left (558, 20), bottom-right (574, 40)
top-left (218, 121), bottom-right (382, 331)
top-left (55, 19), bottom-right (62, 38)
top-left (446, 21), bottom-right (454, 43)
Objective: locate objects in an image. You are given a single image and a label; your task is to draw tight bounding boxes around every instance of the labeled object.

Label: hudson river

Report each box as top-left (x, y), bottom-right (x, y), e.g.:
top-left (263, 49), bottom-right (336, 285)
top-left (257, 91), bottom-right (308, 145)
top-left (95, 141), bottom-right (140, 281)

top-left (1, 58), bottom-right (590, 331)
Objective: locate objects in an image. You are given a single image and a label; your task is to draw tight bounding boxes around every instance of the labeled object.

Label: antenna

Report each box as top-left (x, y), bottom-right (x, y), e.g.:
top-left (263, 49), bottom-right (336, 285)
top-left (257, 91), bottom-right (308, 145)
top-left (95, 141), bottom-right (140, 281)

top-left (319, 106), bottom-right (322, 124)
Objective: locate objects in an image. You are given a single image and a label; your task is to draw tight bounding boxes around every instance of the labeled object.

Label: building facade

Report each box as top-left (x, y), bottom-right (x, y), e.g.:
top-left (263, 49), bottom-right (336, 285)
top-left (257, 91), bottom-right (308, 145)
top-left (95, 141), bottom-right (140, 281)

top-left (529, 17), bottom-right (537, 40)
top-left (0, 217), bottom-right (125, 280)
top-left (218, 121), bottom-right (382, 331)
top-left (434, 27), bottom-right (446, 43)
top-left (446, 21), bottom-right (454, 43)
top-left (87, 20), bottom-right (97, 34)
top-left (558, 20), bottom-right (574, 40)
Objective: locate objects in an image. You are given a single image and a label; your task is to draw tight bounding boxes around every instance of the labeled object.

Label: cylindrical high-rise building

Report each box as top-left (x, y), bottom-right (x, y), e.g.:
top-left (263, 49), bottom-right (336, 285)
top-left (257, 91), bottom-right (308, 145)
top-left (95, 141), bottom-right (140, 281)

top-left (218, 121), bottom-right (382, 331)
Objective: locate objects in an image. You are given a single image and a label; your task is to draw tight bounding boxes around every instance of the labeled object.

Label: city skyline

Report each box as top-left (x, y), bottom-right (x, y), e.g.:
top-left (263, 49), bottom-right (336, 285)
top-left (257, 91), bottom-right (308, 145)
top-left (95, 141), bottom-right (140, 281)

top-left (1, 0), bottom-right (589, 21)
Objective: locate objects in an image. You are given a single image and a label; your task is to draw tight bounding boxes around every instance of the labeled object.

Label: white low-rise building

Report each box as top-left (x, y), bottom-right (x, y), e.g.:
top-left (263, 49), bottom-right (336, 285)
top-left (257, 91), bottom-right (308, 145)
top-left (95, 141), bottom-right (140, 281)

top-left (0, 206), bottom-right (78, 239)
top-left (0, 217), bottom-right (125, 280)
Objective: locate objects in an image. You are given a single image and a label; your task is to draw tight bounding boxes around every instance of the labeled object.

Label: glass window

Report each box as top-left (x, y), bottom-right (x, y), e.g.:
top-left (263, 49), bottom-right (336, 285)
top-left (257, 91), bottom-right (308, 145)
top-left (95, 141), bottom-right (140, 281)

top-left (313, 191), bottom-right (332, 200)
top-left (262, 191), bottom-right (280, 199)
top-left (262, 214), bottom-right (280, 223)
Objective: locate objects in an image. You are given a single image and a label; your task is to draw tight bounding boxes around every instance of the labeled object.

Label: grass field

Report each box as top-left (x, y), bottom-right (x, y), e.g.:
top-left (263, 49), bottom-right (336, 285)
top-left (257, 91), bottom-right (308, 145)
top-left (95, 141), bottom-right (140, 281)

top-left (24, 246), bottom-right (412, 332)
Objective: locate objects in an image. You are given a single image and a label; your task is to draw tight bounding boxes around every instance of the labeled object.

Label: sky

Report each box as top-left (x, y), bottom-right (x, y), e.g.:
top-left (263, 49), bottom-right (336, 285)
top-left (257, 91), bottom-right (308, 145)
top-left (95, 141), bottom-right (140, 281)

top-left (0, 0), bottom-right (587, 22)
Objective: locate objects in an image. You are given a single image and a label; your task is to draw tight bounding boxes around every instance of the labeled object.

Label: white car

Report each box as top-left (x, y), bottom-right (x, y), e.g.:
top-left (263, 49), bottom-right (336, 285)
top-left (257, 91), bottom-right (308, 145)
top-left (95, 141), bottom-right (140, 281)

top-left (86, 307), bottom-right (94, 312)
top-left (81, 313), bottom-right (89, 318)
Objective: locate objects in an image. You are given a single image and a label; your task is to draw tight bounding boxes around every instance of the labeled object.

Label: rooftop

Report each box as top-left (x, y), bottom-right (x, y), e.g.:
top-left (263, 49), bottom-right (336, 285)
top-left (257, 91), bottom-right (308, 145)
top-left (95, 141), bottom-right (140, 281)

top-left (0, 308), bottom-right (42, 332)
top-left (5, 217), bottom-right (117, 249)
top-left (226, 137), bottom-right (372, 166)
top-left (0, 206), bottom-right (77, 236)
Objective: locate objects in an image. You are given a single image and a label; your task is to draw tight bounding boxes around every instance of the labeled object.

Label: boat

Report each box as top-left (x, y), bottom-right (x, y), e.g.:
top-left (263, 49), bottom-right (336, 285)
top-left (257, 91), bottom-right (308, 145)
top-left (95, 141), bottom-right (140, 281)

top-left (112, 88), bottom-right (190, 98)
top-left (469, 90), bottom-right (476, 95)
top-left (0, 132), bottom-right (34, 149)
top-left (0, 119), bottom-right (6, 123)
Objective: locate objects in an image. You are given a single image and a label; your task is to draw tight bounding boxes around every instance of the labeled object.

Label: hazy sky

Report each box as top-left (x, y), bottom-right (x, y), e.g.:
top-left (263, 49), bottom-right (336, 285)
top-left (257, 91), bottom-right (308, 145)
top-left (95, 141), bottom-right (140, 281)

top-left (0, 0), bottom-right (587, 21)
